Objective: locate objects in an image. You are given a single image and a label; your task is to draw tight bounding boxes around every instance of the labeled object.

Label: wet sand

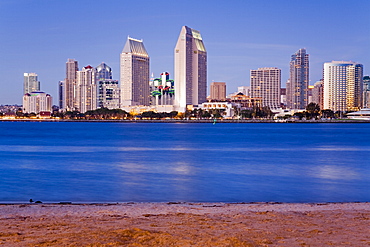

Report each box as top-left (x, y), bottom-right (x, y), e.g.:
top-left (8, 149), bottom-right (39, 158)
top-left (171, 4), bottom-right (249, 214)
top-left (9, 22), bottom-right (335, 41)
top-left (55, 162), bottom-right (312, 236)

top-left (0, 202), bottom-right (369, 246)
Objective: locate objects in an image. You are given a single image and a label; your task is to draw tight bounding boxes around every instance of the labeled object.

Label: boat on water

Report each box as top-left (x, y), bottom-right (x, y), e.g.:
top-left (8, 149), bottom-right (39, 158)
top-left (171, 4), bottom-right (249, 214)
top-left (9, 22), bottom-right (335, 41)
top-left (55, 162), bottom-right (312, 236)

top-left (347, 108), bottom-right (370, 120)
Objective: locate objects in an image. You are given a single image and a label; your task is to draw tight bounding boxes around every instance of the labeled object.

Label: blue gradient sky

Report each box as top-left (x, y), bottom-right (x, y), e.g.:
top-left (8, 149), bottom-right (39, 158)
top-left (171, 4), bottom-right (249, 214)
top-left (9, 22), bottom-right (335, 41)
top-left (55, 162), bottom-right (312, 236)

top-left (1, 0), bottom-right (369, 105)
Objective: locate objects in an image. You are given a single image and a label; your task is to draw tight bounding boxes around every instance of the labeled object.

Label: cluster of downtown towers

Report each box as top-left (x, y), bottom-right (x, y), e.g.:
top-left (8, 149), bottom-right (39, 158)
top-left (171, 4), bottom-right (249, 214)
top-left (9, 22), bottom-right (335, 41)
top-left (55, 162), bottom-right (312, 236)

top-left (25, 26), bottom-right (365, 114)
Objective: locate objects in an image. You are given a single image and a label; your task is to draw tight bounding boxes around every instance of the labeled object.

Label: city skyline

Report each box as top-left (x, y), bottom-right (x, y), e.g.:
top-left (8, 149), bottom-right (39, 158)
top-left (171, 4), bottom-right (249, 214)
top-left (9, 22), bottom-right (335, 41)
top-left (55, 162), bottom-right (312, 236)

top-left (1, 0), bottom-right (369, 105)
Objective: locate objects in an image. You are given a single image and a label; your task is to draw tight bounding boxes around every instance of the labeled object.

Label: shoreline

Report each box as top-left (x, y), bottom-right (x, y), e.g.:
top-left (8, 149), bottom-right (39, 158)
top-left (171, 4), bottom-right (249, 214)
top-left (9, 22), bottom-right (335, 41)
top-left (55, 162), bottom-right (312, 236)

top-left (1, 118), bottom-right (370, 123)
top-left (1, 202), bottom-right (369, 246)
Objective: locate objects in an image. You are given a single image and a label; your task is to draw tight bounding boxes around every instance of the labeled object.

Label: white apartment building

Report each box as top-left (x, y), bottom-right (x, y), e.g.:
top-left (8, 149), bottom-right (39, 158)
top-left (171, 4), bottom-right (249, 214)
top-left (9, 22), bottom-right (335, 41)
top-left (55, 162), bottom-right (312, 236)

top-left (23, 91), bottom-right (52, 114)
top-left (323, 61), bottom-right (363, 111)
top-left (250, 67), bottom-right (281, 109)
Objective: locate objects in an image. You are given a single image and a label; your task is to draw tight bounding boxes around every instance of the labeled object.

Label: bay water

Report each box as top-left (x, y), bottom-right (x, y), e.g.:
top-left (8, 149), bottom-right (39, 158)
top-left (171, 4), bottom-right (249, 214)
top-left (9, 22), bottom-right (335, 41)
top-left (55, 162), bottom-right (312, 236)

top-left (0, 122), bottom-right (369, 203)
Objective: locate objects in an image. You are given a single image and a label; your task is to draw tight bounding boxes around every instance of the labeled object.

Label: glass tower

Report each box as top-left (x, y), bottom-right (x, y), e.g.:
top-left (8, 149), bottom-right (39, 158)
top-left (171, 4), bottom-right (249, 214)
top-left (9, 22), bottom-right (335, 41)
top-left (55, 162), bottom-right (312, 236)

top-left (287, 48), bottom-right (309, 109)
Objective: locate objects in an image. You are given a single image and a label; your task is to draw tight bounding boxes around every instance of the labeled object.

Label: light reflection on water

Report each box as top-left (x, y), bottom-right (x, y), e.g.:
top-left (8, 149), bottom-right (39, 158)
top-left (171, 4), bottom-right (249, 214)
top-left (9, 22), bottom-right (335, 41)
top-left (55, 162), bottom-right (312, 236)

top-left (0, 122), bottom-right (369, 203)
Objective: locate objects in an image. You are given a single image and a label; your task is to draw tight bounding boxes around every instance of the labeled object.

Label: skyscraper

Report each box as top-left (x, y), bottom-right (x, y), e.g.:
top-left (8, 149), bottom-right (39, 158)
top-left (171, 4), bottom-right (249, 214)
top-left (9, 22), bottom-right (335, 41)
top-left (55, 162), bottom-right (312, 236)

top-left (120, 37), bottom-right (150, 106)
top-left (250, 67), bottom-right (281, 109)
top-left (286, 48), bottom-right (309, 109)
top-left (76, 65), bottom-right (97, 113)
top-left (23, 73), bottom-right (40, 94)
top-left (312, 79), bottom-right (324, 110)
top-left (174, 26), bottom-right (207, 111)
top-left (323, 61), bottom-right (363, 111)
top-left (64, 58), bottom-right (79, 111)
top-left (210, 82), bottom-right (226, 101)
top-left (95, 62), bottom-right (112, 81)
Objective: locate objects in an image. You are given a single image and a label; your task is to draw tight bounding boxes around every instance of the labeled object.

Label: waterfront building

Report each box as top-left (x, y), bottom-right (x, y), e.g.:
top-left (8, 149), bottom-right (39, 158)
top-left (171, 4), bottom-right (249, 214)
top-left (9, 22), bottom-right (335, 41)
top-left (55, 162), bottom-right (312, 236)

top-left (210, 82), bottom-right (226, 101)
top-left (95, 62), bottom-right (112, 81)
top-left (98, 79), bottom-right (120, 109)
top-left (199, 102), bottom-right (235, 118)
top-left (174, 26), bottom-right (207, 111)
top-left (312, 80), bottom-right (324, 110)
top-left (64, 58), bottom-right (79, 111)
top-left (23, 73), bottom-right (40, 94)
top-left (323, 61), bottom-right (363, 112)
top-left (76, 65), bottom-right (97, 113)
top-left (286, 48), bottom-right (309, 109)
top-left (150, 72), bottom-right (175, 105)
top-left (23, 91), bottom-right (52, 114)
top-left (120, 36), bottom-right (150, 106)
top-left (58, 81), bottom-right (64, 110)
top-left (363, 76), bottom-right (370, 108)
top-left (250, 67), bottom-right (281, 109)
top-left (230, 93), bottom-right (262, 109)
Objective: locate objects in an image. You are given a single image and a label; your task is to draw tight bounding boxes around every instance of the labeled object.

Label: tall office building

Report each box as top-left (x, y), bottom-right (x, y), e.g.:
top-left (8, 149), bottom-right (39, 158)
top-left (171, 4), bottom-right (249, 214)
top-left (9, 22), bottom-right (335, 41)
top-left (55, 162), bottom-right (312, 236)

top-left (64, 58), bottom-right (79, 111)
top-left (95, 62), bottom-right (112, 81)
top-left (174, 26), bottom-right (207, 111)
top-left (286, 48), bottom-right (309, 109)
top-left (210, 82), bottom-right (226, 101)
top-left (76, 65), bottom-right (97, 113)
top-left (120, 37), bottom-right (150, 106)
top-left (363, 76), bottom-right (370, 108)
top-left (58, 81), bottom-right (64, 109)
top-left (323, 61), bottom-right (363, 111)
top-left (250, 67), bottom-right (281, 109)
top-left (23, 73), bottom-right (40, 94)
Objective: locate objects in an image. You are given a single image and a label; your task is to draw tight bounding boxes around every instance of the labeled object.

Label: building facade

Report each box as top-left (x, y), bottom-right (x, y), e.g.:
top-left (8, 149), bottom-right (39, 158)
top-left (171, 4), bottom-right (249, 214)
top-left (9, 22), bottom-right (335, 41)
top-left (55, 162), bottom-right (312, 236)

top-left (95, 62), bottom-right (112, 81)
top-left (250, 67), bottom-right (281, 109)
top-left (312, 80), bottom-right (324, 110)
top-left (98, 79), bottom-right (120, 109)
top-left (150, 72), bottom-right (175, 106)
top-left (210, 82), bottom-right (226, 101)
top-left (323, 61), bottom-right (363, 112)
top-left (120, 37), bottom-right (150, 106)
top-left (174, 26), bottom-right (207, 111)
top-left (286, 48), bottom-right (309, 109)
top-left (23, 91), bottom-right (52, 114)
top-left (76, 65), bottom-right (97, 113)
top-left (23, 73), bottom-right (40, 94)
top-left (363, 76), bottom-right (370, 108)
top-left (64, 58), bottom-right (79, 111)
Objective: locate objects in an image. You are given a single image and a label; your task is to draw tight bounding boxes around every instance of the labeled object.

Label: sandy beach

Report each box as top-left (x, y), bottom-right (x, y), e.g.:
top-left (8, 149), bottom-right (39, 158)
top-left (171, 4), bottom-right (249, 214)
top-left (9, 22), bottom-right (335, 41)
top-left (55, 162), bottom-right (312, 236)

top-left (0, 202), bottom-right (369, 246)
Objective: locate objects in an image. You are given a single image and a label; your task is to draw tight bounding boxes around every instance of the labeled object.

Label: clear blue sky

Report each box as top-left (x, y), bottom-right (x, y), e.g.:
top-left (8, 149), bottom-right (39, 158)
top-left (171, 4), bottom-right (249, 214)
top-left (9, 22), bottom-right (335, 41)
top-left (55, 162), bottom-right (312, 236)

top-left (1, 0), bottom-right (369, 105)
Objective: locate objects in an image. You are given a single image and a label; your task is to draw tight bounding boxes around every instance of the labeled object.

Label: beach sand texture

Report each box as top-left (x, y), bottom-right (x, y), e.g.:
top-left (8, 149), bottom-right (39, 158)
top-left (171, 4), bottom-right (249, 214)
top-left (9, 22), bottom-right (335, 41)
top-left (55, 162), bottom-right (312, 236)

top-left (0, 202), bottom-right (369, 246)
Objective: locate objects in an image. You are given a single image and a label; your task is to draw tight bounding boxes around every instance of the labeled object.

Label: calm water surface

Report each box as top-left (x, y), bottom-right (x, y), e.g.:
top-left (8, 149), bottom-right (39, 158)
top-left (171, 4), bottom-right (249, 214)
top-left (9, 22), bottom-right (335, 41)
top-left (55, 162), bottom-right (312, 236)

top-left (0, 122), bottom-right (369, 203)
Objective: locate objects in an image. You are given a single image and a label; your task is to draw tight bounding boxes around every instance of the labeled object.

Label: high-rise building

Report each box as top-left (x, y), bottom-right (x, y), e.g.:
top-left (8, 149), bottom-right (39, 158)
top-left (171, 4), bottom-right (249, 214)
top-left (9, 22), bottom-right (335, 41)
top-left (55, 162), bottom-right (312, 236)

top-left (95, 62), bottom-right (112, 81)
top-left (174, 26), bottom-right (207, 111)
top-left (210, 82), bottom-right (226, 101)
top-left (120, 37), bottom-right (150, 106)
top-left (250, 67), bottom-right (281, 109)
top-left (323, 61), bottom-right (363, 112)
top-left (58, 81), bottom-right (64, 109)
top-left (23, 91), bottom-right (52, 114)
top-left (64, 58), bottom-right (79, 111)
top-left (286, 48), bottom-right (309, 109)
top-left (23, 73), bottom-right (40, 94)
top-left (363, 76), bottom-right (370, 108)
top-left (76, 65), bottom-right (97, 113)
top-left (98, 79), bottom-right (120, 109)
top-left (312, 79), bottom-right (324, 110)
